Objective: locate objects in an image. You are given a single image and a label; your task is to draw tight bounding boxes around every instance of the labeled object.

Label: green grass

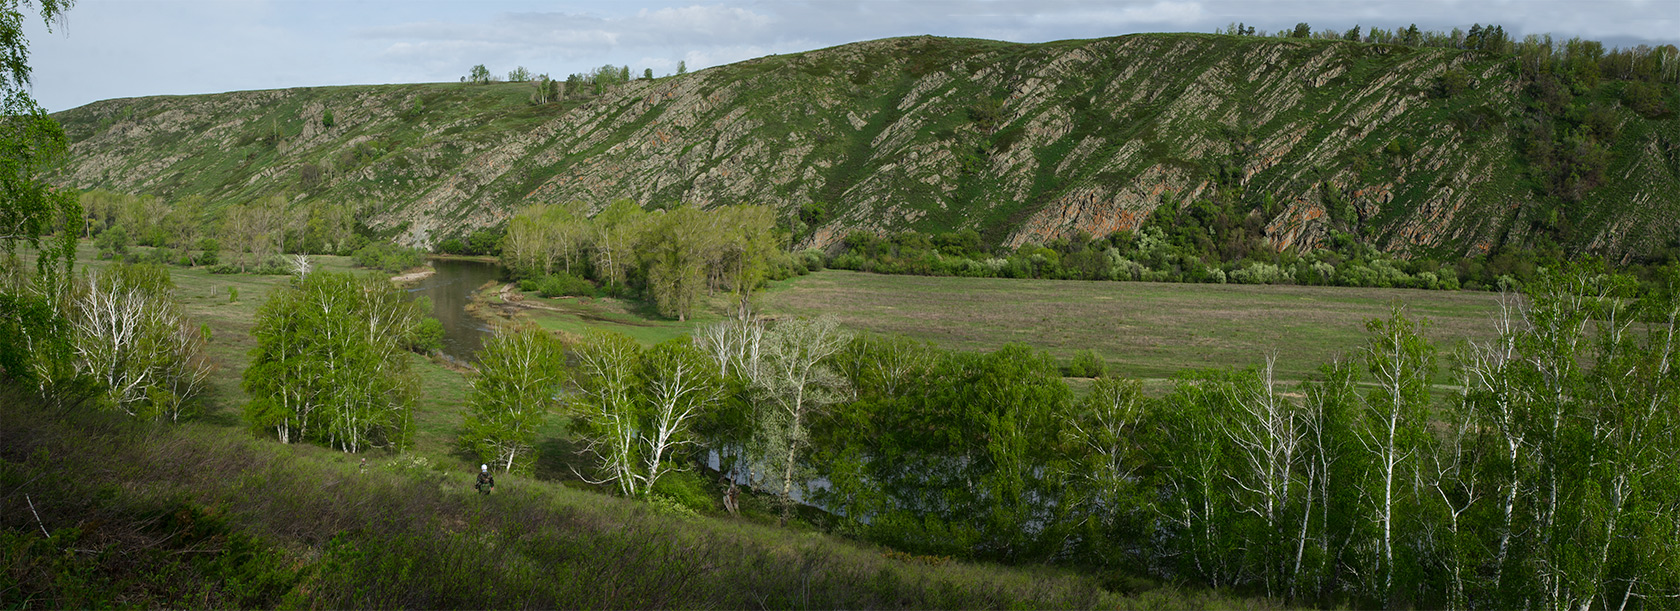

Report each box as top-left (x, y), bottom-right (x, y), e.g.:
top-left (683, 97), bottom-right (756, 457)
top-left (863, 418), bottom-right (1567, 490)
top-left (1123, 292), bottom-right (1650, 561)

top-left (473, 283), bottom-right (714, 346)
top-left (11, 399), bottom-right (1271, 609)
top-left (5, 245), bottom-right (1274, 606)
top-left (758, 270), bottom-right (1503, 384)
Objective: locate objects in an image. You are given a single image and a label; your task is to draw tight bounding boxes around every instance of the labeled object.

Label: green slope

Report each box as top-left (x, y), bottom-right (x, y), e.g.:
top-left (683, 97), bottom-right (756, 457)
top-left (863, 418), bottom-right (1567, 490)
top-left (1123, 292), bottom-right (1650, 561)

top-left (47, 33), bottom-right (1680, 259)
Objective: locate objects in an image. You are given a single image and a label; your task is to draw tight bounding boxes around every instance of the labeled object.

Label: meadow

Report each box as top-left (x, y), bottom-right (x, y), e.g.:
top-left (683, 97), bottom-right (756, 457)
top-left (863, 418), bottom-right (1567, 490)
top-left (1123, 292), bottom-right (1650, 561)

top-left (758, 270), bottom-right (1505, 382)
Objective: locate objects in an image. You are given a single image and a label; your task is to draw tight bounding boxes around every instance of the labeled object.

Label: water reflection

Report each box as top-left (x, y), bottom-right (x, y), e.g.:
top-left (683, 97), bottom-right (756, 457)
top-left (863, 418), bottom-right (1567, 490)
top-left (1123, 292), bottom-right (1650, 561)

top-left (406, 258), bottom-right (502, 362)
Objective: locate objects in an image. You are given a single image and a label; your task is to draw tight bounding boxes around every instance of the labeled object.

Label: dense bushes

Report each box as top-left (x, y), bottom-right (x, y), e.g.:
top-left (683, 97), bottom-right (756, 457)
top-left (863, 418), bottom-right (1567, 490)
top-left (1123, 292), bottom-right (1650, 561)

top-left (1, 394), bottom-right (1151, 609)
top-left (792, 267), bottom-right (1680, 607)
top-left (500, 201), bottom-right (785, 320)
top-left (536, 272), bottom-right (595, 298)
top-left (830, 226), bottom-right (1486, 290)
top-left (351, 242), bottom-right (426, 273)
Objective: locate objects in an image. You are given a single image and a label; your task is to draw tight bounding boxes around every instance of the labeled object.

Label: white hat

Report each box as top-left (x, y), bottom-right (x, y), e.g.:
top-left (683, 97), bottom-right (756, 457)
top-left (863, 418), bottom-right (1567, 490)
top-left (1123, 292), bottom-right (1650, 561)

top-left (481, 464), bottom-right (488, 472)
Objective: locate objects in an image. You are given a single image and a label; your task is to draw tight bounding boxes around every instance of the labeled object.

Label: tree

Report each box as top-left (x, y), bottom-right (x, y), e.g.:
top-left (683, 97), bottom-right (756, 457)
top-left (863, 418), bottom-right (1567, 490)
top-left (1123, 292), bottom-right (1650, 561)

top-left (467, 64), bottom-right (492, 84)
top-left (1062, 376), bottom-right (1150, 565)
top-left (676, 60), bottom-right (687, 75)
top-left (590, 199), bottom-right (646, 289)
top-left (243, 271), bottom-right (422, 451)
top-left (750, 316), bottom-right (851, 525)
top-left (568, 329), bottom-right (644, 496)
top-left (636, 338), bottom-right (723, 492)
top-left (0, 0), bottom-right (81, 395)
top-left (69, 264), bottom-right (209, 421)
top-left (459, 324), bottom-right (565, 474)
top-left (710, 205), bottom-right (780, 318)
top-left (1291, 23), bottom-right (1311, 38)
top-left (1353, 307), bottom-right (1435, 601)
top-left (642, 68), bottom-right (653, 80)
top-left (641, 206), bottom-right (711, 320)
top-left (1218, 355), bottom-right (1307, 596)
top-left (507, 66), bottom-right (531, 82)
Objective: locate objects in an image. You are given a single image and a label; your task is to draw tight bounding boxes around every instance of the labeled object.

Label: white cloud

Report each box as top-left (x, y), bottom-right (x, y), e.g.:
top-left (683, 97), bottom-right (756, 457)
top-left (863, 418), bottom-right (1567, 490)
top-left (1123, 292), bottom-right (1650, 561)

top-left (1030, 1), bottom-right (1206, 27)
top-left (22, 0), bottom-right (1680, 112)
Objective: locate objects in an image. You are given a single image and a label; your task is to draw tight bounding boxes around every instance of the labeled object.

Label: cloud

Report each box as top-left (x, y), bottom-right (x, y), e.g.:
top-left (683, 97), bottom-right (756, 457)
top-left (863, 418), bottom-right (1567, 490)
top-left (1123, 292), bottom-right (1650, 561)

top-left (1028, 1), bottom-right (1206, 27)
top-left (23, 0), bottom-right (1680, 112)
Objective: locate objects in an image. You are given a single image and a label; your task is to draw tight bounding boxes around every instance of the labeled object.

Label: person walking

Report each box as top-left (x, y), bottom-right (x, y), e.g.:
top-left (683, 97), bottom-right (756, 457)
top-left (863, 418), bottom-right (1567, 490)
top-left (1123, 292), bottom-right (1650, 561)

top-left (475, 464), bottom-right (495, 495)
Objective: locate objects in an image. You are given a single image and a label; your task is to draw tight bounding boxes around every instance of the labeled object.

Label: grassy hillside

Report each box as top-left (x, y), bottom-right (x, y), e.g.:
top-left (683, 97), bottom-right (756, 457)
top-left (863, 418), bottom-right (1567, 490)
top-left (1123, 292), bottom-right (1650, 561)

top-left (48, 34), bottom-right (1680, 259)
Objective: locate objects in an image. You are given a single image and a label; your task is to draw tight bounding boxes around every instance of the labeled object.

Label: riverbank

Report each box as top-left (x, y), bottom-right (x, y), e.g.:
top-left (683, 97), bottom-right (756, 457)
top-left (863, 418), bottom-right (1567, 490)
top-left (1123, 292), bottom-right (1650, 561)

top-left (389, 265), bottom-right (436, 285)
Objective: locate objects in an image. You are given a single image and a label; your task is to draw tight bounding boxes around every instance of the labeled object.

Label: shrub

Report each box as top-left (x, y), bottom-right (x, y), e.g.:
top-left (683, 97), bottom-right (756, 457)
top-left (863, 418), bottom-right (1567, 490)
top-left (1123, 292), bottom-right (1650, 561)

top-left (406, 318), bottom-right (445, 353)
top-left (799, 248), bottom-right (827, 271)
top-left (1230, 262), bottom-right (1288, 285)
top-left (650, 470), bottom-right (715, 514)
top-left (1622, 80), bottom-right (1671, 118)
top-left (1067, 349), bottom-right (1108, 378)
top-left (352, 243), bottom-right (426, 273)
top-left (536, 273), bottom-right (595, 298)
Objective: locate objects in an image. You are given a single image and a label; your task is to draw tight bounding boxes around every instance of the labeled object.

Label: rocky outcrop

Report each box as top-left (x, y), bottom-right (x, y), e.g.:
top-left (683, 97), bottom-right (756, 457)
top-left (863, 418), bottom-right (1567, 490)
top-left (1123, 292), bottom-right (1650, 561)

top-left (48, 33), bottom-right (1680, 259)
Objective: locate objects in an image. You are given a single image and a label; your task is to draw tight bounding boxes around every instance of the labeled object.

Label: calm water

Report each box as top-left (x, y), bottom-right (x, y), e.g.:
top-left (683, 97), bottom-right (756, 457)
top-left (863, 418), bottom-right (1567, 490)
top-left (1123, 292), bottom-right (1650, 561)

top-left (407, 258), bottom-right (502, 362)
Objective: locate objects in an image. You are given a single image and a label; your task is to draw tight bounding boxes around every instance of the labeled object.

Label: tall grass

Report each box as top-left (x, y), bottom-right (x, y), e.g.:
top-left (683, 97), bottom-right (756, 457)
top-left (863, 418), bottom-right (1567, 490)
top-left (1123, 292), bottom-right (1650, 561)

top-left (1, 394), bottom-right (1267, 608)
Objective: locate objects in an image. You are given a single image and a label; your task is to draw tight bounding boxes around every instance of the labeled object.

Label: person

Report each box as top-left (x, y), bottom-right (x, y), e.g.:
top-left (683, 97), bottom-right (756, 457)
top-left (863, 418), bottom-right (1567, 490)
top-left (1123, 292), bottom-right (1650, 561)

top-left (475, 464), bottom-right (495, 495)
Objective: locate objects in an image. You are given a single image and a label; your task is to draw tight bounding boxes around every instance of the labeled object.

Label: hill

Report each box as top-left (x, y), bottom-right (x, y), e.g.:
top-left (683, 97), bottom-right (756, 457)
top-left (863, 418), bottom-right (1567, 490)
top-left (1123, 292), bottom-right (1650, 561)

top-left (47, 33), bottom-right (1680, 259)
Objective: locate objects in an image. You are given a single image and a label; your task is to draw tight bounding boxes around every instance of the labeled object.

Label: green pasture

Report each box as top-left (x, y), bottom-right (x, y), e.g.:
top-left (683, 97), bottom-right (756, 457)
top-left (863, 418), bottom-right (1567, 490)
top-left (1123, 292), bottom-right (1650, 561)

top-left (758, 270), bottom-right (1505, 383)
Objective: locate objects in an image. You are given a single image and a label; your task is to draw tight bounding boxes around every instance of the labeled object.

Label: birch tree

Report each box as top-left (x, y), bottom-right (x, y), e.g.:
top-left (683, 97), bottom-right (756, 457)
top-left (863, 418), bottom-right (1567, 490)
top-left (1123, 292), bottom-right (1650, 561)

top-left (70, 264), bottom-right (210, 420)
top-left (568, 329), bottom-right (644, 497)
top-left (460, 324), bottom-right (566, 474)
top-left (243, 271), bottom-right (421, 452)
top-left (590, 199), bottom-right (646, 289)
top-left (1353, 308), bottom-right (1435, 602)
top-left (1063, 376), bottom-right (1150, 565)
top-left (751, 316), bottom-right (851, 524)
top-left (1158, 375), bottom-right (1235, 586)
top-left (1295, 359), bottom-right (1358, 600)
top-left (1219, 355), bottom-right (1307, 594)
top-left (637, 338), bottom-right (722, 492)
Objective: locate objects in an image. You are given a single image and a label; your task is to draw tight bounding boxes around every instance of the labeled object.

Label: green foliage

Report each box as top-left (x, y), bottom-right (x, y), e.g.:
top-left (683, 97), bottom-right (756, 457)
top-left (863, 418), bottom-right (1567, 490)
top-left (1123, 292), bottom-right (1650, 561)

top-left (351, 241), bottom-right (425, 273)
top-left (820, 342), bottom-right (1073, 561)
top-left (536, 272), bottom-right (594, 298)
top-left (1067, 349), bottom-right (1106, 378)
top-left (322, 108), bottom-right (334, 128)
top-left (406, 317), bottom-right (444, 353)
top-left (93, 223), bottom-right (130, 258)
top-left (1435, 68), bottom-right (1470, 97)
top-left (2, 399), bottom-right (1137, 609)
top-left (70, 264), bottom-right (210, 420)
top-left (242, 270), bottom-right (422, 451)
top-left (466, 64), bottom-right (492, 84)
top-left (1621, 80), bottom-right (1672, 118)
top-left (459, 324), bottom-right (565, 473)
top-left (649, 469), bottom-right (715, 513)
top-left (568, 331), bottom-right (725, 498)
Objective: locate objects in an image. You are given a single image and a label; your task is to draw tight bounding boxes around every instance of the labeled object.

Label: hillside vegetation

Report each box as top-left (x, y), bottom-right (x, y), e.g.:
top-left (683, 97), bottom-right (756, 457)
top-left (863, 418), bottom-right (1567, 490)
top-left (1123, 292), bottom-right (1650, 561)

top-left (47, 33), bottom-right (1680, 259)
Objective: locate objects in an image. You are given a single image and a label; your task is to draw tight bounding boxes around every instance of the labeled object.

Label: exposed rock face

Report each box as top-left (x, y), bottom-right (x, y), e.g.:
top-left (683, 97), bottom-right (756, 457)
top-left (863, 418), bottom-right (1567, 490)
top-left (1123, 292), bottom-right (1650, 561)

top-left (48, 34), bottom-right (1680, 258)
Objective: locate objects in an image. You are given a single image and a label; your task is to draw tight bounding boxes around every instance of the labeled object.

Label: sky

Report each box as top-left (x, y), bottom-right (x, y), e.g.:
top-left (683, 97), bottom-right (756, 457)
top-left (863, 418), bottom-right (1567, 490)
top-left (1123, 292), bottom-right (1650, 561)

top-left (22, 0), bottom-right (1680, 112)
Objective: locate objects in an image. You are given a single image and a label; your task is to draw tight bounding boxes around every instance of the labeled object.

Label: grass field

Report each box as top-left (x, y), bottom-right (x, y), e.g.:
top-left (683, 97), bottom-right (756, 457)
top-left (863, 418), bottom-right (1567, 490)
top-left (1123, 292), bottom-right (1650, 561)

top-left (11, 245), bottom-right (1279, 608)
top-left (757, 270), bottom-right (1506, 383)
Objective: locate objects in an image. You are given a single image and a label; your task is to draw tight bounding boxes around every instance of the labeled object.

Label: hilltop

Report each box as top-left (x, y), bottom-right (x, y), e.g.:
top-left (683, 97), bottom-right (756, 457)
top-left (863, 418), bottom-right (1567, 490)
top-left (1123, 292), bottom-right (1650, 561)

top-left (47, 33), bottom-right (1680, 259)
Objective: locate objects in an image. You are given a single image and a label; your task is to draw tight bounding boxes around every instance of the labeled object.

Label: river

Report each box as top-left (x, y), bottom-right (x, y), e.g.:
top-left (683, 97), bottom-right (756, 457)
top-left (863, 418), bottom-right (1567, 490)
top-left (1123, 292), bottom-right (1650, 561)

top-left (406, 258), bottom-right (502, 362)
